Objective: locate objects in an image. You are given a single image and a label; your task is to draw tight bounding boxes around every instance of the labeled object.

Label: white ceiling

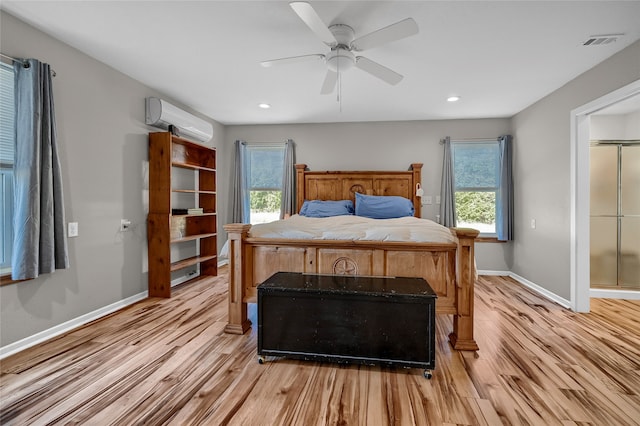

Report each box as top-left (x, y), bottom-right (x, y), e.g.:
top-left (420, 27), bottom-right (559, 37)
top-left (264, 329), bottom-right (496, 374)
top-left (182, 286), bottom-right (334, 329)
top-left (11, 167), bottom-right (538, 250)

top-left (2, 1), bottom-right (640, 125)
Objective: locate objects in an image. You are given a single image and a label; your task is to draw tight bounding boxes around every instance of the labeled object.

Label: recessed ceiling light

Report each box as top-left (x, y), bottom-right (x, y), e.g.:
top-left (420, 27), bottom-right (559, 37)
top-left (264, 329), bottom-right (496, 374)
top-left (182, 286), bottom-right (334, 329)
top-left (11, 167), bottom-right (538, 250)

top-left (258, 103), bottom-right (271, 109)
top-left (447, 96), bottom-right (460, 102)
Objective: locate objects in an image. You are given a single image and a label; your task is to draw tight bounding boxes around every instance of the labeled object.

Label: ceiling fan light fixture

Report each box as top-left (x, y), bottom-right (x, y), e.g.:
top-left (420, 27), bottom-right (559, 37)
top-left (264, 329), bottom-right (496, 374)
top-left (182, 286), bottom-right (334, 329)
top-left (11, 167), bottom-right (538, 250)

top-left (326, 48), bottom-right (356, 72)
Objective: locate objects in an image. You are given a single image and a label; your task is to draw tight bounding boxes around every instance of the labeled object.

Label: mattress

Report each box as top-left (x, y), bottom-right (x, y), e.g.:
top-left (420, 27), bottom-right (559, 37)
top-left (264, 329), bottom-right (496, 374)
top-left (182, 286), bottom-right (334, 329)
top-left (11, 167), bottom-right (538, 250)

top-left (248, 214), bottom-right (457, 244)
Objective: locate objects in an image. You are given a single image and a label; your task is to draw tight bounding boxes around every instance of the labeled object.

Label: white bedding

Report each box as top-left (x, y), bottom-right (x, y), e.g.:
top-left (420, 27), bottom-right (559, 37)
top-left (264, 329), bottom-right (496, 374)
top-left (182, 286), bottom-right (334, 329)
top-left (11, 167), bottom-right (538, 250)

top-left (248, 214), bottom-right (457, 244)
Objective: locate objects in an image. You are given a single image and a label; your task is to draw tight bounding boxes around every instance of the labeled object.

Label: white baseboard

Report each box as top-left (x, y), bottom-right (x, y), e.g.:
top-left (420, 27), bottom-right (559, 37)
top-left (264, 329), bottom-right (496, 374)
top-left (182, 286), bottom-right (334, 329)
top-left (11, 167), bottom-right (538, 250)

top-left (477, 270), bottom-right (510, 276)
top-left (0, 290), bottom-right (148, 360)
top-left (478, 269), bottom-right (571, 308)
top-left (507, 272), bottom-right (572, 309)
top-left (480, 270), bottom-right (640, 306)
top-left (2, 260), bottom-right (230, 359)
top-left (590, 288), bottom-right (640, 300)
top-left (0, 262), bottom-right (590, 360)
top-left (3, 271), bottom-right (198, 357)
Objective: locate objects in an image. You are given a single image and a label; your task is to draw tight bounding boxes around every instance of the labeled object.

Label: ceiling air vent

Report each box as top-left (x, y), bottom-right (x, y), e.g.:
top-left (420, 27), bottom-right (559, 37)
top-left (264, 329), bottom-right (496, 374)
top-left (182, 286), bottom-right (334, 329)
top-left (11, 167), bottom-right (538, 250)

top-left (582, 34), bottom-right (623, 46)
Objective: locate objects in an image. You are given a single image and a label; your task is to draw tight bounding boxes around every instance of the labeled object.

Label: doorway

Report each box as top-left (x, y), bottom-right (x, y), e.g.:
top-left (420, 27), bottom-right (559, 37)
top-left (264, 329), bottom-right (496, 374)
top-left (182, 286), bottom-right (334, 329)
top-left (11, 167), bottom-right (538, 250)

top-left (571, 79), bottom-right (640, 312)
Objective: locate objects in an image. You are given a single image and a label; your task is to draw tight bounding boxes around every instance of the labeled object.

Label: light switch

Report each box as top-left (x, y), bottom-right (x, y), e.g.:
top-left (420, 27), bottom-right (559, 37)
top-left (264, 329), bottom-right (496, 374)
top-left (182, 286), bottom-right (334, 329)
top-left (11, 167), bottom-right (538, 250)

top-left (436, 196), bottom-right (441, 204)
top-left (531, 219), bottom-right (536, 229)
top-left (68, 222), bottom-right (78, 237)
top-left (424, 195), bottom-right (433, 205)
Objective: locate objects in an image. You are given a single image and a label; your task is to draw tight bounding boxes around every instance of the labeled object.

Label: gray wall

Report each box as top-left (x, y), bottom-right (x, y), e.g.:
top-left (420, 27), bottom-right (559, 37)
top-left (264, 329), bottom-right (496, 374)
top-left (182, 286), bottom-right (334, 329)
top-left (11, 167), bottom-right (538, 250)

top-left (0, 11), bottom-right (224, 347)
top-left (511, 40), bottom-right (640, 300)
top-left (223, 119), bottom-right (514, 272)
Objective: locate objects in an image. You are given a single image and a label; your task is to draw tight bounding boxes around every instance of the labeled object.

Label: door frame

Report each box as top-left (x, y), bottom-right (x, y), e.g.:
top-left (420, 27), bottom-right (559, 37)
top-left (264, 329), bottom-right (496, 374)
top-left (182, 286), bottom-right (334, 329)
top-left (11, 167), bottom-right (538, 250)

top-left (570, 79), bottom-right (640, 312)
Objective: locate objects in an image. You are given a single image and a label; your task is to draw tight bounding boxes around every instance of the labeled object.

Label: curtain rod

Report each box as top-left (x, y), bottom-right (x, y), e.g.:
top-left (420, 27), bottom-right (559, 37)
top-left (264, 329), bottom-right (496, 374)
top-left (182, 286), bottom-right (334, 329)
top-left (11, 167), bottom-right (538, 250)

top-left (0, 52), bottom-right (20, 63)
top-left (241, 141), bottom-right (287, 147)
top-left (440, 137), bottom-right (501, 144)
top-left (0, 52), bottom-right (57, 77)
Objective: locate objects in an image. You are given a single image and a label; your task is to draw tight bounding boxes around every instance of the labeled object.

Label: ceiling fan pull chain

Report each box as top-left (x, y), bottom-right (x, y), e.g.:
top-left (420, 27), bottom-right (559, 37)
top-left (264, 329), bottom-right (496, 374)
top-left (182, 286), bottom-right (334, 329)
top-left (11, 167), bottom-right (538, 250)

top-left (337, 52), bottom-right (342, 112)
top-left (337, 52), bottom-right (340, 103)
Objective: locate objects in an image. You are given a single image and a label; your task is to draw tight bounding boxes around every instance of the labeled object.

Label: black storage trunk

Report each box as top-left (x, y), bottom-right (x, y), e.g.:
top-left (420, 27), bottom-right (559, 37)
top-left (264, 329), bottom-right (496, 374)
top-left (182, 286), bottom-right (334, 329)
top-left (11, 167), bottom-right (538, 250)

top-left (257, 272), bottom-right (437, 372)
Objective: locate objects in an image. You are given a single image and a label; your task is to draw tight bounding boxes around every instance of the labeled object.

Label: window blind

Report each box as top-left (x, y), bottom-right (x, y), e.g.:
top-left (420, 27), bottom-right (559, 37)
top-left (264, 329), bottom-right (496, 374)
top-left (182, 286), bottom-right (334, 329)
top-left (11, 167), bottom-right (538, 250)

top-left (452, 141), bottom-right (500, 190)
top-left (247, 145), bottom-right (285, 190)
top-left (0, 63), bottom-right (15, 167)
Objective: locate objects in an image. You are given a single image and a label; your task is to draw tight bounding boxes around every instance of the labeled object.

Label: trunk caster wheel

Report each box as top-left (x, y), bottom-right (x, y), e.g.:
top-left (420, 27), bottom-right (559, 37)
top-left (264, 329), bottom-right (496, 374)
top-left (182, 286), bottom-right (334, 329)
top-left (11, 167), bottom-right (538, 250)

top-left (258, 356), bottom-right (265, 364)
top-left (423, 370), bottom-right (432, 379)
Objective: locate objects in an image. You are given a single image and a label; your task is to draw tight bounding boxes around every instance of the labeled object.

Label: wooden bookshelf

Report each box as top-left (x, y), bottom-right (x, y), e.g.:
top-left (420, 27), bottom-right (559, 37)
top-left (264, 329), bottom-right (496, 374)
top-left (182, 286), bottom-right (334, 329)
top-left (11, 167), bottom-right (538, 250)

top-left (147, 132), bottom-right (217, 297)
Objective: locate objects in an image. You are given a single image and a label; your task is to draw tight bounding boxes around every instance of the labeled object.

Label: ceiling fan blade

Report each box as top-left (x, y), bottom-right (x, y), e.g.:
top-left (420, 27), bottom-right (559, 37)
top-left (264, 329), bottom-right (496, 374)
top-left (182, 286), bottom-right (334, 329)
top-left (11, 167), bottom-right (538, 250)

top-left (260, 54), bottom-right (325, 68)
top-left (355, 56), bottom-right (403, 85)
top-left (320, 69), bottom-right (337, 94)
top-left (290, 1), bottom-right (337, 46)
top-left (350, 18), bottom-right (418, 51)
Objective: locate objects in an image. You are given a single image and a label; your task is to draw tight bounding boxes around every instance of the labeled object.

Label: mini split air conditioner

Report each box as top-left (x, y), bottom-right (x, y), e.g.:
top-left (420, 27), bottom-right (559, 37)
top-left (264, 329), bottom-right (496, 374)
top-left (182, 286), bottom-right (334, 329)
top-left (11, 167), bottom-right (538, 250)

top-left (145, 97), bottom-right (213, 143)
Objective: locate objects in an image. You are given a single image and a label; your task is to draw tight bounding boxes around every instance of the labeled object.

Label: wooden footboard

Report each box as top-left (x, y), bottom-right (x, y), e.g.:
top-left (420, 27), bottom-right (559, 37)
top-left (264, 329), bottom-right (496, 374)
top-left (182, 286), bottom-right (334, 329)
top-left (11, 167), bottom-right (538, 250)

top-left (223, 223), bottom-right (479, 351)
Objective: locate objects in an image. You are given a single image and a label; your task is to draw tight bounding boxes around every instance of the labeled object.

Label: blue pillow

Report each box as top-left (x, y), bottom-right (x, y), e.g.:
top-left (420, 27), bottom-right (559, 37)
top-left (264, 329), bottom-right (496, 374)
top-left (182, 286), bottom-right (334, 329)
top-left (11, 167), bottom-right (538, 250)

top-left (299, 199), bottom-right (354, 218)
top-left (354, 193), bottom-right (414, 219)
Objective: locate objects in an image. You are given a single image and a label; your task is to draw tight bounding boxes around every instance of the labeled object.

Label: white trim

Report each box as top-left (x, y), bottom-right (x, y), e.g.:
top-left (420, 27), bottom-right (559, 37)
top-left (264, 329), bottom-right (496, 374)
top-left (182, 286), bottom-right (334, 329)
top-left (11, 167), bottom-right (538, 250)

top-left (0, 265), bottom-right (574, 359)
top-left (0, 291), bottom-right (148, 360)
top-left (478, 270), bottom-right (571, 308)
top-left (477, 270), bottom-right (510, 276)
top-left (508, 272), bottom-right (572, 309)
top-left (1, 261), bottom-right (232, 359)
top-left (570, 79), bottom-right (640, 313)
top-left (591, 288), bottom-right (640, 300)
top-left (171, 273), bottom-right (197, 287)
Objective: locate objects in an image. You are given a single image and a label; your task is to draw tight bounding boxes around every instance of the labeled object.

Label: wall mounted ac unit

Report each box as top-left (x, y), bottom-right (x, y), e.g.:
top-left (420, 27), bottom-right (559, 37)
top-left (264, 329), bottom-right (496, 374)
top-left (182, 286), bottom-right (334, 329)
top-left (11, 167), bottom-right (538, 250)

top-left (145, 97), bottom-right (213, 143)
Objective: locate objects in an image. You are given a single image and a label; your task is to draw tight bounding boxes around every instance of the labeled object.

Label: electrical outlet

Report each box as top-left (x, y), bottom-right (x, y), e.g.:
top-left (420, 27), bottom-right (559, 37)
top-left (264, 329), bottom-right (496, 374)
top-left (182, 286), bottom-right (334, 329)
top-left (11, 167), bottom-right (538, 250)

top-left (531, 219), bottom-right (536, 229)
top-left (68, 222), bottom-right (78, 237)
top-left (120, 219), bottom-right (131, 232)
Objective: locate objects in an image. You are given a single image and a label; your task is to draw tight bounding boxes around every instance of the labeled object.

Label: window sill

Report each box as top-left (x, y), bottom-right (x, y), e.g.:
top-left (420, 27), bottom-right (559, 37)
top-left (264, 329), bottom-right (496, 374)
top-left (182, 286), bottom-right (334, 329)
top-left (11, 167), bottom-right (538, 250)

top-left (476, 236), bottom-right (507, 243)
top-left (0, 272), bottom-right (27, 286)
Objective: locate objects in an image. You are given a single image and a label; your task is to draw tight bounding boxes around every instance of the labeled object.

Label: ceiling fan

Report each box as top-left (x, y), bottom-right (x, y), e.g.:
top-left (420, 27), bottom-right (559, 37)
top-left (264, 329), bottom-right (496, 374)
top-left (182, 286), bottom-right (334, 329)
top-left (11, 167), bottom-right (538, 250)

top-left (261, 1), bottom-right (419, 95)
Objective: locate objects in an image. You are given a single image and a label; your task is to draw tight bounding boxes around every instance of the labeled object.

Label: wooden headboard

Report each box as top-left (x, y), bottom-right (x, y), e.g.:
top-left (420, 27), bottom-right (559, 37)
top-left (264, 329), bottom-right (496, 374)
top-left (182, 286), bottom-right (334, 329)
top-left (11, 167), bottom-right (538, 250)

top-left (295, 163), bottom-right (423, 217)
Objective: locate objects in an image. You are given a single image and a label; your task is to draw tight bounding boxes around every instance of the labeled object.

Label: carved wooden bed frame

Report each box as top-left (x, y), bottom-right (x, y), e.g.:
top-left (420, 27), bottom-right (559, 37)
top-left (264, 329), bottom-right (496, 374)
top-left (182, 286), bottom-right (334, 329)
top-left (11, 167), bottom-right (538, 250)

top-left (223, 163), bottom-right (479, 351)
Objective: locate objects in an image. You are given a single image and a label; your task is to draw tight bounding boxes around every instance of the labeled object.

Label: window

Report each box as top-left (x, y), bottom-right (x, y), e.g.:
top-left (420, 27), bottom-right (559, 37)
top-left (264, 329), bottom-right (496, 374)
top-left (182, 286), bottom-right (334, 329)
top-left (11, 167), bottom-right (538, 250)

top-left (452, 141), bottom-right (500, 235)
top-left (0, 62), bottom-right (15, 274)
top-left (246, 145), bottom-right (285, 224)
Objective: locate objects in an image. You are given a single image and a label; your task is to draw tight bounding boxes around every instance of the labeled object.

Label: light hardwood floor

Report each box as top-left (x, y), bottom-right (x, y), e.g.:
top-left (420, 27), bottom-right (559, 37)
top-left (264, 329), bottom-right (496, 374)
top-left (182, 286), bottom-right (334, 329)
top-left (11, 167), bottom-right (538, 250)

top-left (1, 267), bottom-right (639, 425)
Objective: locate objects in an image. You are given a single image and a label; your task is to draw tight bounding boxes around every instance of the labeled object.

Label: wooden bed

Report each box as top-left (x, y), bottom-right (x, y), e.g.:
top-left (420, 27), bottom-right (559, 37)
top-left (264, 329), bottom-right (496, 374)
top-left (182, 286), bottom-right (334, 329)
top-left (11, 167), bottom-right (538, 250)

top-left (223, 163), bottom-right (479, 351)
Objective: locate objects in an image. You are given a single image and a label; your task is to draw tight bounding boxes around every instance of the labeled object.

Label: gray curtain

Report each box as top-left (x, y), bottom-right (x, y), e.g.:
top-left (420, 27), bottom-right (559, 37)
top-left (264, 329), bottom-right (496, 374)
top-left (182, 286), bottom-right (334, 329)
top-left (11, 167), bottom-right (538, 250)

top-left (280, 139), bottom-right (296, 219)
top-left (12, 59), bottom-right (68, 280)
top-left (231, 140), bottom-right (250, 223)
top-left (496, 135), bottom-right (514, 241)
top-left (439, 137), bottom-right (456, 227)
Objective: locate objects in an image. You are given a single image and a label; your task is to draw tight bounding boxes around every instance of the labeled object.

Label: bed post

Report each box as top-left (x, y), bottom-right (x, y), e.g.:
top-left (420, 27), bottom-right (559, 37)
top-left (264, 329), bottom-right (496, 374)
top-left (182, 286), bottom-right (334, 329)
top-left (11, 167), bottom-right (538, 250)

top-left (223, 223), bottom-right (252, 334)
top-left (410, 163), bottom-right (423, 218)
top-left (295, 164), bottom-right (307, 213)
top-left (449, 228), bottom-right (480, 351)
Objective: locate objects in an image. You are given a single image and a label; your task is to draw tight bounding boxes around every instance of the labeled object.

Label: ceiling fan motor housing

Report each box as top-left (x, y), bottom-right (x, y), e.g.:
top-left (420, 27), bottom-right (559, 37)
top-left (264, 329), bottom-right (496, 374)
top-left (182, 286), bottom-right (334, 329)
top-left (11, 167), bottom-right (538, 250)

top-left (326, 24), bottom-right (356, 71)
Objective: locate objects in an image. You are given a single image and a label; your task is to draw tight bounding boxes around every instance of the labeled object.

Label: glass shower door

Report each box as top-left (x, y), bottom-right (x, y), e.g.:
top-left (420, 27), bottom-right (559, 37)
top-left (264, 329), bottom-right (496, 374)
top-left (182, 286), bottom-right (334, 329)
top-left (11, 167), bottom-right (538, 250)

top-left (590, 145), bottom-right (618, 287)
top-left (590, 143), bottom-right (640, 290)
top-left (620, 145), bottom-right (640, 289)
